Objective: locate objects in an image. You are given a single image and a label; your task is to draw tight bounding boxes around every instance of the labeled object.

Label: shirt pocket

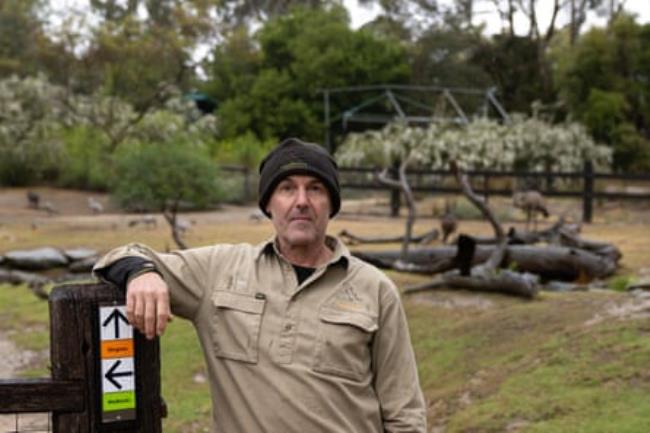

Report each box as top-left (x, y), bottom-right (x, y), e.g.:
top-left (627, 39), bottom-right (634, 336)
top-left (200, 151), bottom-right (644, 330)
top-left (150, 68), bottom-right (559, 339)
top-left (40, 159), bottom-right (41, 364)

top-left (313, 307), bottom-right (378, 382)
top-left (211, 290), bottom-right (266, 363)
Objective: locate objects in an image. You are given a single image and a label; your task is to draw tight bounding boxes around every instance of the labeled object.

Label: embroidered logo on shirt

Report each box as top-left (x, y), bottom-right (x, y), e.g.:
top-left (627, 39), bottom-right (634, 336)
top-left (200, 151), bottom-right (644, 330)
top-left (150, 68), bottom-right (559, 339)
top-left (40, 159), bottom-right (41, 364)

top-left (332, 284), bottom-right (366, 312)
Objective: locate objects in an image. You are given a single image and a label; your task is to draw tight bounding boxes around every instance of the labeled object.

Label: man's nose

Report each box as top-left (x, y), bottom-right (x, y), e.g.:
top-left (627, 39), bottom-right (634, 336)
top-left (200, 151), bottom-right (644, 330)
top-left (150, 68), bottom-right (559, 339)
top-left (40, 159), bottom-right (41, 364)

top-left (294, 187), bottom-right (309, 207)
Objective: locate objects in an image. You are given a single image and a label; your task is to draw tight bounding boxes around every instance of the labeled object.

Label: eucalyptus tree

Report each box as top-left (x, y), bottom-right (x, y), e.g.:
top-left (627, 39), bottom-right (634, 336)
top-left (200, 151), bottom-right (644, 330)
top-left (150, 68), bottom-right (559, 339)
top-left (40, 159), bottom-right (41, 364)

top-left (0, 0), bottom-right (74, 80)
top-left (554, 14), bottom-right (650, 171)
top-left (206, 5), bottom-right (410, 142)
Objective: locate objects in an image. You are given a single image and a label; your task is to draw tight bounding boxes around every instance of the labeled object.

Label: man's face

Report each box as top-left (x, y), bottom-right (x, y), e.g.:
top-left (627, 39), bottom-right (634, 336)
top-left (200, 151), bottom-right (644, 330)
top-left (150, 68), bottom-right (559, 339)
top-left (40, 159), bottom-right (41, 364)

top-left (266, 175), bottom-right (331, 250)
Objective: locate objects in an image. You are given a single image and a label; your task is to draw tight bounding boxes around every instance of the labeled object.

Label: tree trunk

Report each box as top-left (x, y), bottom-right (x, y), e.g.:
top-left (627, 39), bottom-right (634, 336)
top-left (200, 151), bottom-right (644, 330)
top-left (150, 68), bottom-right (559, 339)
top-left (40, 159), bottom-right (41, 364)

top-left (377, 157), bottom-right (416, 261)
top-left (163, 206), bottom-right (188, 250)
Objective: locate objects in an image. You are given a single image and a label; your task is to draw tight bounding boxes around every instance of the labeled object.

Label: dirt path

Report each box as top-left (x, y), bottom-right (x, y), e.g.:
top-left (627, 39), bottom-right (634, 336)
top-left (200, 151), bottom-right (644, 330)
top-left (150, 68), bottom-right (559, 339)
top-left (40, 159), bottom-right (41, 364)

top-left (0, 332), bottom-right (49, 432)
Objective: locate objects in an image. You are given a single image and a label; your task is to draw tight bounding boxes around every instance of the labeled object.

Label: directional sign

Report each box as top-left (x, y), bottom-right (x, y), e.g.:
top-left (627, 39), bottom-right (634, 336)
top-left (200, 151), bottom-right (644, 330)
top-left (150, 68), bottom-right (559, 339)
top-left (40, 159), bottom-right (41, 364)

top-left (102, 358), bottom-right (135, 392)
top-left (99, 305), bottom-right (136, 423)
top-left (100, 306), bottom-right (132, 341)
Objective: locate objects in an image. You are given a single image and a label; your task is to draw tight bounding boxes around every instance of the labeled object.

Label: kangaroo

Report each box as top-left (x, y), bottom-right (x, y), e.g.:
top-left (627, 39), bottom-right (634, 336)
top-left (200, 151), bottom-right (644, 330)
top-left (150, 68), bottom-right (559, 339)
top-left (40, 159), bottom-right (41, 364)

top-left (440, 199), bottom-right (458, 244)
top-left (513, 190), bottom-right (549, 231)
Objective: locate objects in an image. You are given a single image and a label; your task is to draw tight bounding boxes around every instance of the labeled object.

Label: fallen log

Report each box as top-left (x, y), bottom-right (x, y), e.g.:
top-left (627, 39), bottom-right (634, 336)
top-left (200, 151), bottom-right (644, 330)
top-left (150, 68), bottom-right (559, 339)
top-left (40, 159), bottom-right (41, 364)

top-left (354, 242), bottom-right (617, 281)
top-left (339, 228), bottom-right (439, 246)
top-left (557, 229), bottom-right (622, 263)
top-left (400, 162), bottom-right (540, 298)
top-left (404, 268), bottom-right (539, 298)
top-left (471, 221), bottom-right (621, 263)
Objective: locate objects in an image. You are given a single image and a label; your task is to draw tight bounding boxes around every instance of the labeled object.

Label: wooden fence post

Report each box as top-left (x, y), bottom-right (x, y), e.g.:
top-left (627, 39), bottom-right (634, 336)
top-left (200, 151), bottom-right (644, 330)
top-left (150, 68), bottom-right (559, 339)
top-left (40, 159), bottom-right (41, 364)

top-left (0, 282), bottom-right (163, 433)
top-left (51, 282), bottom-right (163, 433)
top-left (389, 161), bottom-right (401, 217)
top-left (583, 161), bottom-right (593, 223)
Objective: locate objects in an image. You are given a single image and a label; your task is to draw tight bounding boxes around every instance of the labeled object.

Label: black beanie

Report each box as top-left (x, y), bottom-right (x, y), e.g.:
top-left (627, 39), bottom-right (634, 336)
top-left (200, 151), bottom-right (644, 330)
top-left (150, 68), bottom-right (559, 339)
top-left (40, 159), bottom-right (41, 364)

top-left (258, 138), bottom-right (340, 218)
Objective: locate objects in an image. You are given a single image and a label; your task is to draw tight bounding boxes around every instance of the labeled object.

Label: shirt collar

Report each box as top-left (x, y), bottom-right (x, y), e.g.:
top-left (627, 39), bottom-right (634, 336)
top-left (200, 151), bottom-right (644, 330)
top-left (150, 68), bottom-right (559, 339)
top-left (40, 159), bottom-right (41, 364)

top-left (257, 235), bottom-right (350, 269)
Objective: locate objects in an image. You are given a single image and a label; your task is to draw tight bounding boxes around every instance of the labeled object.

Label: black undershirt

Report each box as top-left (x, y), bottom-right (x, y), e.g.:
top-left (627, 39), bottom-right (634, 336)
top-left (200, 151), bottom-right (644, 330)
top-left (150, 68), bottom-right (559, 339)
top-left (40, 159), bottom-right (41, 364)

top-left (293, 264), bottom-right (316, 285)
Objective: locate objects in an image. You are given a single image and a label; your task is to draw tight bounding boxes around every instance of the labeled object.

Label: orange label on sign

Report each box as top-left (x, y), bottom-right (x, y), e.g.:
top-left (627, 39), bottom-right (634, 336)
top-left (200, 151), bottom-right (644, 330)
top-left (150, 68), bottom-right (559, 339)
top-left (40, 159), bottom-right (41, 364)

top-left (101, 339), bottom-right (134, 359)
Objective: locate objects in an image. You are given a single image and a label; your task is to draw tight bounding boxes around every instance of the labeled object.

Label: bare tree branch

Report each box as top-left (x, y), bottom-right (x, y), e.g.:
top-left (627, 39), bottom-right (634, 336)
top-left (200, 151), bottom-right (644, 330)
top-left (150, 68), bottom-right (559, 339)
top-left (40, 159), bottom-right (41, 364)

top-left (377, 156), bottom-right (417, 260)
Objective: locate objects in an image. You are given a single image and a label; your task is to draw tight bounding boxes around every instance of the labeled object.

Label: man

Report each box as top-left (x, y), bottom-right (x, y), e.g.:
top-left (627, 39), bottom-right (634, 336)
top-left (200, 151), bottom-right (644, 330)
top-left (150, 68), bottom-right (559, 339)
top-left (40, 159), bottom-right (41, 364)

top-left (94, 138), bottom-right (426, 432)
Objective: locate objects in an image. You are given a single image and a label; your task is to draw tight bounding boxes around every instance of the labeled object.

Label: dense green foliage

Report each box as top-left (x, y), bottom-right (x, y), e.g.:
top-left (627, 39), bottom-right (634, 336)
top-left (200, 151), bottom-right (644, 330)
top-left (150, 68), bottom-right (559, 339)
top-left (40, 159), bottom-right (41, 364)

top-left (204, 6), bottom-right (410, 142)
top-left (555, 15), bottom-right (650, 170)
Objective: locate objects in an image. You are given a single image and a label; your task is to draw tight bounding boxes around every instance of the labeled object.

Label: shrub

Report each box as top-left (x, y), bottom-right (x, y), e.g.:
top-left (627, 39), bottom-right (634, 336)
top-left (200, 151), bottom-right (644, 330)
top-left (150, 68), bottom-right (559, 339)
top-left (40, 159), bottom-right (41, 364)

top-left (111, 142), bottom-right (224, 212)
top-left (58, 126), bottom-right (113, 190)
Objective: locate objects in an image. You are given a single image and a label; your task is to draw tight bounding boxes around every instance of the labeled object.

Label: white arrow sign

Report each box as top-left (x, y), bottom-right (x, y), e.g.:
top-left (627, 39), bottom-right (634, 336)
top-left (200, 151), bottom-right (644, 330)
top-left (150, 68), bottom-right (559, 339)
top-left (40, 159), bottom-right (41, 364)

top-left (101, 358), bottom-right (135, 393)
top-left (100, 306), bottom-right (133, 341)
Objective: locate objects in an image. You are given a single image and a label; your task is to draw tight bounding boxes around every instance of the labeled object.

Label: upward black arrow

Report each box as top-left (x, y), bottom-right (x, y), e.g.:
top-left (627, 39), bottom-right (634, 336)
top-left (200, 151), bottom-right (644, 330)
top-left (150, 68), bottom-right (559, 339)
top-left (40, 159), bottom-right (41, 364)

top-left (102, 308), bottom-right (129, 339)
top-left (105, 360), bottom-right (133, 390)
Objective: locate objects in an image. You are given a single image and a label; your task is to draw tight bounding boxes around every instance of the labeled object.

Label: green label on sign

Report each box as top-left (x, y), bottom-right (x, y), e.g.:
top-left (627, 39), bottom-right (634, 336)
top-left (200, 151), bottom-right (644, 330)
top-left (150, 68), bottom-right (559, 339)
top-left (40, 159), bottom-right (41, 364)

top-left (103, 391), bottom-right (136, 412)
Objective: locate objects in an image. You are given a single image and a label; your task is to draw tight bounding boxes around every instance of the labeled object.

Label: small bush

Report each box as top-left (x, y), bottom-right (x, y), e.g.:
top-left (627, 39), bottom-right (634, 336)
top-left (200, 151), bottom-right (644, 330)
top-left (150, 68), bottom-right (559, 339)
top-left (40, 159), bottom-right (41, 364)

top-left (111, 142), bottom-right (225, 212)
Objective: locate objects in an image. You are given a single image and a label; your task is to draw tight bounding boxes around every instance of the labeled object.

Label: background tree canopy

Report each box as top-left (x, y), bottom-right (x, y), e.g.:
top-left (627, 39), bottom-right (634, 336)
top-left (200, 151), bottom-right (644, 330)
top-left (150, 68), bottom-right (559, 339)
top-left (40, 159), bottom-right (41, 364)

top-left (0, 0), bottom-right (648, 196)
top-left (204, 5), bottom-right (410, 142)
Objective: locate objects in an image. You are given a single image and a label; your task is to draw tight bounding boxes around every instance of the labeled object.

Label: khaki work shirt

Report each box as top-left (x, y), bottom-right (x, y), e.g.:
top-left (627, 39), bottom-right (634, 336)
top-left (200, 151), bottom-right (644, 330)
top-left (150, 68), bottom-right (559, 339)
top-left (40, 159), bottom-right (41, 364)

top-left (94, 236), bottom-right (426, 433)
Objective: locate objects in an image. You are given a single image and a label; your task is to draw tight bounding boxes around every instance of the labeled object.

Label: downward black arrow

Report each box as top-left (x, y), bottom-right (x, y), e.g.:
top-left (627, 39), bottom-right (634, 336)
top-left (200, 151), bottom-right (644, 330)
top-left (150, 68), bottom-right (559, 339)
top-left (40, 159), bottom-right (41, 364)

top-left (102, 309), bottom-right (129, 339)
top-left (105, 360), bottom-right (133, 390)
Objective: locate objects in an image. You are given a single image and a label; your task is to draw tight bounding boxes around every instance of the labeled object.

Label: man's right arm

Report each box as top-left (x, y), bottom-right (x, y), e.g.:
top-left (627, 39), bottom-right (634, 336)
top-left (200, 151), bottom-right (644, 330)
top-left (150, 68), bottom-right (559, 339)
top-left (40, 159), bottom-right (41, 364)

top-left (93, 243), bottom-right (213, 339)
top-left (96, 257), bottom-right (171, 339)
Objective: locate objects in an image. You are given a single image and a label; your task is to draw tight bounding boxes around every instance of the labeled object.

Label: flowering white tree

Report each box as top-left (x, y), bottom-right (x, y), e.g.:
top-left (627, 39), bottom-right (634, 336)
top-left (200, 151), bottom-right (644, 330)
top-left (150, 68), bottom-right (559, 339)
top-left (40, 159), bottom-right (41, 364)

top-left (337, 121), bottom-right (439, 259)
top-left (0, 74), bottom-right (219, 187)
top-left (0, 75), bottom-right (66, 184)
top-left (337, 116), bottom-right (612, 172)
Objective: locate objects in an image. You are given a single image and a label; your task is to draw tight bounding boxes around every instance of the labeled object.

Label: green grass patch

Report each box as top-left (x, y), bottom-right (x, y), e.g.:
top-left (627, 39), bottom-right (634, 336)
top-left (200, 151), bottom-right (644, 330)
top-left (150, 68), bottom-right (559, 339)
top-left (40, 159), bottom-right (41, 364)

top-left (0, 283), bottom-right (50, 361)
top-left (160, 319), bottom-right (212, 433)
top-left (608, 274), bottom-right (637, 292)
top-left (0, 284), bottom-right (50, 328)
top-left (410, 292), bottom-right (650, 433)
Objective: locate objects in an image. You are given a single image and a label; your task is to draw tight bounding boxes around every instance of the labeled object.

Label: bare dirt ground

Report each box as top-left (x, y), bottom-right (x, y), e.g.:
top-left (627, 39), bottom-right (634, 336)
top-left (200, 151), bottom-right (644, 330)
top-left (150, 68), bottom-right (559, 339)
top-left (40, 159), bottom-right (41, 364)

top-left (0, 330), bottom-right (49, 431)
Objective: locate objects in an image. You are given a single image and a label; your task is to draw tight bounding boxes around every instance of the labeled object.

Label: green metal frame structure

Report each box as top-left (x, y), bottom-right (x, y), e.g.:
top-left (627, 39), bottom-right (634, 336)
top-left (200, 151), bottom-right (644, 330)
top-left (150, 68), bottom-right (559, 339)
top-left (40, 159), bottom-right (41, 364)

top-left (320, 84), bottom-right (509, 152)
